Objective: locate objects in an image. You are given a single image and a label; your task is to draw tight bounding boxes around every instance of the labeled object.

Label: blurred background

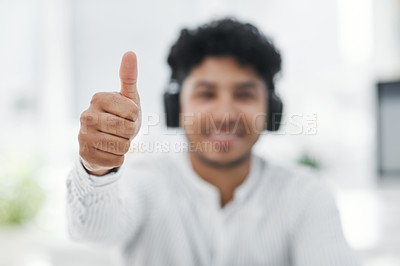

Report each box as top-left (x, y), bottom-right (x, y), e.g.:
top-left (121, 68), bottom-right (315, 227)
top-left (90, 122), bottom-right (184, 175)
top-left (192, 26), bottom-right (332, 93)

top-left (1, 0), bottom-right (400, 265)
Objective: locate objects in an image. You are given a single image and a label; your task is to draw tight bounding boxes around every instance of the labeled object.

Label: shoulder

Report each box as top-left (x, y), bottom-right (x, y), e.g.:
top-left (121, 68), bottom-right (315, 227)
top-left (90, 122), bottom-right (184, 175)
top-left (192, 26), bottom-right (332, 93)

top-left (258, 155), bottom-right (323, 189)
top-left (255, 155), bottom-right (340, 229)
top-left (256, 154), bottom-right (336, 209)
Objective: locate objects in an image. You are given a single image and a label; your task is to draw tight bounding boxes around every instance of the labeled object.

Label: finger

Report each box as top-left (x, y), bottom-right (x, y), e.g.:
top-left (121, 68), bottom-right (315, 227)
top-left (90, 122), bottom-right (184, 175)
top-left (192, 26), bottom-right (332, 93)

top-left (92, 148), bottom-right (125, 168)
top-left (119, 51), bottom-right (139, 103)
top-left (80, 145), bottom-right (125, 169)
top-left (91, 131), bottom-right (131, 156)
top-left (90, 92), bottom-right (140, 121)
top-left (96, 112), bottom-right (136, 140)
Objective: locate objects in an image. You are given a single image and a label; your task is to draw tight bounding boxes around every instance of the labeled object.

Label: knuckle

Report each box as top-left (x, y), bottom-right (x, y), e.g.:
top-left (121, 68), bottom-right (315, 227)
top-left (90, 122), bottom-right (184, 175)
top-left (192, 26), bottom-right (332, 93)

top-left (90, 92), bottom-right (103, 105)
top-left (80, 111), bottom-right (98, 133)
top-left (78, 129), bottom-right (89, 143)
top-left (80, 110), bottom-right (92, 124)
top-left (78, 131), bottom-right (84, 142)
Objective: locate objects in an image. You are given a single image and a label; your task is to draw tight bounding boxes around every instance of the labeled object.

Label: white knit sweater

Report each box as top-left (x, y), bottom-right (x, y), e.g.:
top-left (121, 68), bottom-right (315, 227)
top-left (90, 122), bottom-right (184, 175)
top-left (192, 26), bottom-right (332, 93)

top-left (66, 151), bottom-right (360, 266)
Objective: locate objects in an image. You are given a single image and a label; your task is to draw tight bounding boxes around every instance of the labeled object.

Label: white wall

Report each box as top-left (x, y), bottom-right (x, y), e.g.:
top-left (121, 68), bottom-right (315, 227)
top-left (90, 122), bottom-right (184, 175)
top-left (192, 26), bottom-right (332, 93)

top-left (374, 0), bottom-right (400, 80)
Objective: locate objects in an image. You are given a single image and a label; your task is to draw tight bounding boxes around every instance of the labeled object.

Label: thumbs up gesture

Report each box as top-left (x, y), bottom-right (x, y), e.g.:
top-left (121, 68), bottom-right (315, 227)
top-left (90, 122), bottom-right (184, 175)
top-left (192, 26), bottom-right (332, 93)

top-left (78, 52), bottom-right (141, 176)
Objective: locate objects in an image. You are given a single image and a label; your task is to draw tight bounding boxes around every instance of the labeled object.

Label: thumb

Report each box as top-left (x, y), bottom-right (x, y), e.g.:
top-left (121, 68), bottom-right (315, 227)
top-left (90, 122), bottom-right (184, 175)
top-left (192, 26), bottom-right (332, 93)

top-left (119, 51), bottom-right (139, 103)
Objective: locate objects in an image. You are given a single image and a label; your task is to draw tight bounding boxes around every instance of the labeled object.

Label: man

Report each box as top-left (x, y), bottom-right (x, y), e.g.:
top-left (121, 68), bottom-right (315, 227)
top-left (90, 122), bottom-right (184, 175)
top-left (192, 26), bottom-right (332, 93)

top-left (67, 18), bottom-right (360, 266)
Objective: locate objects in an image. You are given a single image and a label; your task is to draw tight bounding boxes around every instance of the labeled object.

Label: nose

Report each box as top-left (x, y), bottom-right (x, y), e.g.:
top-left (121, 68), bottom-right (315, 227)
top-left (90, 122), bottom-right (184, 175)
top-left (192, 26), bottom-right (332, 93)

top-left (210, 93), bottom-right (239, 128)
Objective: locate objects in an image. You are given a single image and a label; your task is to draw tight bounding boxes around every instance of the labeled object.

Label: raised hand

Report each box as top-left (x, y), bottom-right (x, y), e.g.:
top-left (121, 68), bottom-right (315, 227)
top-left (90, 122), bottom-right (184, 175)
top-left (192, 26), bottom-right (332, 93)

top-left (78, 51), bottom-right (141, 176)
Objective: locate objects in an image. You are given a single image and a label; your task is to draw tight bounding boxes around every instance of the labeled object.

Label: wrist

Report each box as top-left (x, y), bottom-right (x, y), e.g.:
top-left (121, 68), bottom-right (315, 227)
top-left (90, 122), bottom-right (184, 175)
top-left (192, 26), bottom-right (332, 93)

top-left (79, 156), bottom-right (117, 176)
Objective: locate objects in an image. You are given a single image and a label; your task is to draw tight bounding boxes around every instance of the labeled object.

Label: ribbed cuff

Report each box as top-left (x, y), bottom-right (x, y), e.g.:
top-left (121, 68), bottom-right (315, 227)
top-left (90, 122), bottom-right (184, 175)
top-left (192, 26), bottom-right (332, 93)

top-left (75, 158), bottom-right (122, 188)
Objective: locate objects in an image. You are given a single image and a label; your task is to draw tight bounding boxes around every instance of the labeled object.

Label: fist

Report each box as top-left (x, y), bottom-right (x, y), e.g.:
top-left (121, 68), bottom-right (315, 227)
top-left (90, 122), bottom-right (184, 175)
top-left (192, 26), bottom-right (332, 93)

top-left (78, 51), bottom-right (141, 176)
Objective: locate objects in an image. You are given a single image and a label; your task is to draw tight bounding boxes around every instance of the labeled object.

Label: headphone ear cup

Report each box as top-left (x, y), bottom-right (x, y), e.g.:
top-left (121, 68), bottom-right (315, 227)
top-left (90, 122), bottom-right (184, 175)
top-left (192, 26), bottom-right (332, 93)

top-left (164, 91), bottom-right (180, 127)
top-left (267, 92), bottom-right (283, 131)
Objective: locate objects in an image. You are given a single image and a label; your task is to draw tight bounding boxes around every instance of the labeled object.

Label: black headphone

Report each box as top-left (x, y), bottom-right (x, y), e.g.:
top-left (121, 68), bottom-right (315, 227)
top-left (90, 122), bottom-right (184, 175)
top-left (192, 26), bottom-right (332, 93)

top-left (164, 80), bottom-right (283, 131)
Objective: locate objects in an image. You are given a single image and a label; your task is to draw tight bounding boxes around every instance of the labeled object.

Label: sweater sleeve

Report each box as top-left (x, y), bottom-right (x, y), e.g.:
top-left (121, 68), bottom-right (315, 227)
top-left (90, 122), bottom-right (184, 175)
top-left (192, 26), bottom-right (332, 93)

top-left (66, 158), bottom-right (150, 247)
top-left (291, 178), bottom-right (361, 266)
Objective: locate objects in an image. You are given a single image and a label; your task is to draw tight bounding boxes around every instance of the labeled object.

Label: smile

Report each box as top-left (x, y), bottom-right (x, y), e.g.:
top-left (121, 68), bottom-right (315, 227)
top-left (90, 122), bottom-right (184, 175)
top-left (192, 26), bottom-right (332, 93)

top-left (207, 131), bottom-right (241, 145)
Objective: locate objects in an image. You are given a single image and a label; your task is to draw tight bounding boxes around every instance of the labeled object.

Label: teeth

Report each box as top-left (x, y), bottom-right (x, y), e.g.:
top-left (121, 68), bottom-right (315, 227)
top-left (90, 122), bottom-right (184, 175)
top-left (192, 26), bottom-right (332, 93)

top-left (216, 132), bottom-right (234, 135)
top-left (209, 132), bottom-right (237, 140)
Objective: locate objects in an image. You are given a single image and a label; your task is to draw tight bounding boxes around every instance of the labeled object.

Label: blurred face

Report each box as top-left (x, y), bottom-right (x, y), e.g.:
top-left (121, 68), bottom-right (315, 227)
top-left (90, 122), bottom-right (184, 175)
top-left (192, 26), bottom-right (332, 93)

top-left (180, 56), bottom-right (267, 168)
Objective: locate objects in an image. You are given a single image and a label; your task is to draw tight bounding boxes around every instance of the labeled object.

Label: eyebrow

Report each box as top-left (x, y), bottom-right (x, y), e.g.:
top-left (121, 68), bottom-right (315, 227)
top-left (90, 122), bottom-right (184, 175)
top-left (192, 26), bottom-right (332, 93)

top-left (234, 81), bottom-right (261, 91)
top-left (193, 81), bottom-right (216, 90)
top-left (193, 80), bottom-right (261, 91)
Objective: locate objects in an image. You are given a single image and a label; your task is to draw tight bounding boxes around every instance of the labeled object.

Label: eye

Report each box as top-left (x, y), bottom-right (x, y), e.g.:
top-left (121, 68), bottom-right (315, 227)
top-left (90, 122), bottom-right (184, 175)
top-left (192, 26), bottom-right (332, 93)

top-left (236, 92), bottom-right (255, 99)
top-left (198, 91), bottom-right (214, 98)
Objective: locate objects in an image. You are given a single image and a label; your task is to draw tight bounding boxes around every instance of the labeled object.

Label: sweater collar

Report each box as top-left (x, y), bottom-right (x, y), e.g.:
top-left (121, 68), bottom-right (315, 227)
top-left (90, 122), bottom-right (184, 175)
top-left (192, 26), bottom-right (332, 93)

top-left (173, 151), bottom-right (264, 210)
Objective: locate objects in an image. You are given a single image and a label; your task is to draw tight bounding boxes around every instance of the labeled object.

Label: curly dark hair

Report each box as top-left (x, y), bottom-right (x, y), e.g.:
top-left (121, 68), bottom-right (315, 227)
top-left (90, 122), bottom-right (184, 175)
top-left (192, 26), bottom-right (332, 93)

top-left (167, 18), bottom-right (282, 91)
